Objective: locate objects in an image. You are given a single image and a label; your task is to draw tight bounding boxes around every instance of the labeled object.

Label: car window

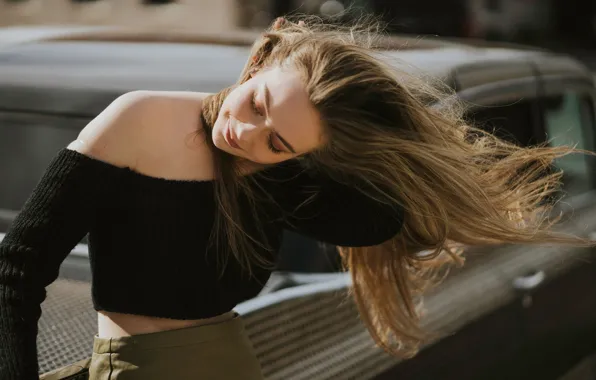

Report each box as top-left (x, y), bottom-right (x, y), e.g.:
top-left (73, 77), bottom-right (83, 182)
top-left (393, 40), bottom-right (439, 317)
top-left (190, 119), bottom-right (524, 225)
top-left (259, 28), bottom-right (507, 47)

top-left (0, 113), bottom-right (84, 231)
top-left (465, 99), bottom-right (540, 147)
top-left (542, 92), bottom-right (595, 195)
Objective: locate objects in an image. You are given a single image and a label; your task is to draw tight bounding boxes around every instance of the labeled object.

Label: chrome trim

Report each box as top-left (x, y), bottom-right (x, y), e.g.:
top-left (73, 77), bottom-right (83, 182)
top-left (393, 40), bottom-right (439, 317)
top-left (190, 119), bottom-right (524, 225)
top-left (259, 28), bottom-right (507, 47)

top-left (0, 208), bottom-right (16, 224)
top-left (236, 273), bottom-right (351, 316)
top-left (457, 76), bottom-right (539, 107)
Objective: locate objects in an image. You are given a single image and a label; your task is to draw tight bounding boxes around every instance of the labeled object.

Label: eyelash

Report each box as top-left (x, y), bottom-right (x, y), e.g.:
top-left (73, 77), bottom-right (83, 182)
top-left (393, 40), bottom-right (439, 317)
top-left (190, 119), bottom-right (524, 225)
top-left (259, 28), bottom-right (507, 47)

top-left (268, 133), bottom-right (283, 154)
top-left (251, 92), bottom-right (264, 117)
top-left (253, 91), bottom-right (282, 154)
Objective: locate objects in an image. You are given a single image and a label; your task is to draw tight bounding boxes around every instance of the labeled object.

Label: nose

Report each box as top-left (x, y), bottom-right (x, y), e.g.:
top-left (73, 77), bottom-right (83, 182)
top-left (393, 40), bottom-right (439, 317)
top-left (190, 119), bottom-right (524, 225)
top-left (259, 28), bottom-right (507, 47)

top-left (234, 118), bottom-right (263, 144)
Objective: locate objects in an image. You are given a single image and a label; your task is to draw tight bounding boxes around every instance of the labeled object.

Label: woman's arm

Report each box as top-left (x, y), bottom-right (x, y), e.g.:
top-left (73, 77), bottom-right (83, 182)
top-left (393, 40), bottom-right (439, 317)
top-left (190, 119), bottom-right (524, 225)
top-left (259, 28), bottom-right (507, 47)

top-left (261, 161), bottom-right (405, 247)
top-left (0, 150), bottom-right (127, 378)
top-left (0, 91), bottom-right (150, 379)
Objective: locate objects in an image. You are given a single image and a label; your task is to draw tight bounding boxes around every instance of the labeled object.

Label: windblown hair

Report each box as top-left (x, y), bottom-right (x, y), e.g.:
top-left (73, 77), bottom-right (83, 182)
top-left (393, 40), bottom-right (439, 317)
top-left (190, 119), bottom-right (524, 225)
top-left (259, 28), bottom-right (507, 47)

top-left (202, 17), bottom-right (591, 356)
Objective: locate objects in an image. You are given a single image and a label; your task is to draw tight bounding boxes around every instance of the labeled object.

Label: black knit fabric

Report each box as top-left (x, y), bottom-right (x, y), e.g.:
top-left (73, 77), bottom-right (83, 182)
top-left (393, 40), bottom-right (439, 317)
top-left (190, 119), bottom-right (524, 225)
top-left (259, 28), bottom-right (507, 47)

top-left (0, 149), bottom-right (403, 379)
top-left (0, 150), bottom-right (126, 379)
top-left (266, 160), bottom-right (404, 247)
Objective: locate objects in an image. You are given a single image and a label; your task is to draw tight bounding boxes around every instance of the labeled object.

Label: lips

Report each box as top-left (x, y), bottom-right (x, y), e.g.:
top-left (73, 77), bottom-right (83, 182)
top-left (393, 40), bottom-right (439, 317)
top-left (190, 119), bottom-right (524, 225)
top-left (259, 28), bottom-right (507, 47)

top-left (224, 119), bottom-right (242, 150)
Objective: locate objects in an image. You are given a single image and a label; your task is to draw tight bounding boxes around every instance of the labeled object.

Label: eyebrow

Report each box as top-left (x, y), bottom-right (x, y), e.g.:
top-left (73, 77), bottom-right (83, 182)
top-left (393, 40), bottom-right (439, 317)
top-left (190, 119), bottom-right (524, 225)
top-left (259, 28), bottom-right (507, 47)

top-left (263, 84), bottom-right (297, 154)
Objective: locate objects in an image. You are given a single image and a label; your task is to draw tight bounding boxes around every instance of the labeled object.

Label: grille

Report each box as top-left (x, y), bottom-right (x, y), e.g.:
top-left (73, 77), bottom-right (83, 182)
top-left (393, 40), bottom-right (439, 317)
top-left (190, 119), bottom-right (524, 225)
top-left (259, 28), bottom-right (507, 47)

top-left (238, 278), bottom-right (397, 380)
top-left (37, 277), bottom-right (393, 378)
top-left (235, 244), bottom-right (591, 379)
top-left (37, 279), bottom-right (96, 374)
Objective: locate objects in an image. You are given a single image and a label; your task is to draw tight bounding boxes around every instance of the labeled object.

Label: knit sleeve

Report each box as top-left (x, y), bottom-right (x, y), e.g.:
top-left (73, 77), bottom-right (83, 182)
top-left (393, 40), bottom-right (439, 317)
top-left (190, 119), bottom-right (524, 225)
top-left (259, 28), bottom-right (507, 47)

top-left (0, 149), bottom-right (125, 379)
top-left (261, 162), bottom-right (404, 247)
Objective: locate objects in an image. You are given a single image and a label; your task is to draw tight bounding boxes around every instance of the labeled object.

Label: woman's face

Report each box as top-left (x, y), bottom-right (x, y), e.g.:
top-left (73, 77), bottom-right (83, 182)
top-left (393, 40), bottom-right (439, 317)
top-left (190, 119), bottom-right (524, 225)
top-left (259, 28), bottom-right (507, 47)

top-left (212, 65), bottom-right (324, 165)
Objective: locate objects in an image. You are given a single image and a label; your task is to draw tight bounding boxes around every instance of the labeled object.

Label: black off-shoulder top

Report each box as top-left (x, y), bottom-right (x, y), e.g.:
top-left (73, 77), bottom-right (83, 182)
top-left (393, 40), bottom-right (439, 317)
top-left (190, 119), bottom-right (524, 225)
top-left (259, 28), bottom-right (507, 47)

top-left (0, 148), bottom-right (403, 378)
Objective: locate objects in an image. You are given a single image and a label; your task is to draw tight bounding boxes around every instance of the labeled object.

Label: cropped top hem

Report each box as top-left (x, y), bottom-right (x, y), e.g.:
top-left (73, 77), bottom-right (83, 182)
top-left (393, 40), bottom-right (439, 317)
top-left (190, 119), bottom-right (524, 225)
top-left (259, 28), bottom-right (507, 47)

top-left (95, 306), bottom-right (236, 321)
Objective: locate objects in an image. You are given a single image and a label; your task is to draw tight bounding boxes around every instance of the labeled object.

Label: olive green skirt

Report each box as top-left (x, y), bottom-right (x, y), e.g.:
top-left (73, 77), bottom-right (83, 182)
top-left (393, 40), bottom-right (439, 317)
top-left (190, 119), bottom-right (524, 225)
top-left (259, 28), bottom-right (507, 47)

top-left (40, 313), bottom-right (263, 380)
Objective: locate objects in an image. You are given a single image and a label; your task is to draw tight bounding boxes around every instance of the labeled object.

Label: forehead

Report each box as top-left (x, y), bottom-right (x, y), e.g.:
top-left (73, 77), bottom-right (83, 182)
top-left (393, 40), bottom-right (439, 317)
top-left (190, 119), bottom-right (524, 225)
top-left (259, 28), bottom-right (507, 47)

top-left (260, 66), bottom-right (323, 152)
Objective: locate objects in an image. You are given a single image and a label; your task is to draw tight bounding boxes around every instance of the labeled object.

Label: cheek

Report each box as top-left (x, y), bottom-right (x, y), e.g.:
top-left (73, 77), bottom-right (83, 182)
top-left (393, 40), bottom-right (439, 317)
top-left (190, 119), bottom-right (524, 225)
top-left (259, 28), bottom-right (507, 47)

top-left (221, 86), bottom-right (250, 116)
top-left (211, 115), bottom-right (227, 140)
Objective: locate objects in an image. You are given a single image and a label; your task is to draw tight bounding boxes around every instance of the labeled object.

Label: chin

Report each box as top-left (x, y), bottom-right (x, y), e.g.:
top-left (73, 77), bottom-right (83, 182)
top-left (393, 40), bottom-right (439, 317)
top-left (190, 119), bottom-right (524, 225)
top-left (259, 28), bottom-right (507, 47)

top-left (211, 135), bottom-right (225, 151)
top-left (211, 127), bottom-right (227, 151)
top-left (212, 135), bottom-right (243, 159)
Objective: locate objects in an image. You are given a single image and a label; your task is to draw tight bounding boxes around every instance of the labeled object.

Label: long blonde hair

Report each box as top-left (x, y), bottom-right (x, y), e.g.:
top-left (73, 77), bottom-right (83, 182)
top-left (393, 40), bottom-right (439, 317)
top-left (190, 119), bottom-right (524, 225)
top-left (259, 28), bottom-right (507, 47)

top-left (202, 17), bottom-right (592, 356)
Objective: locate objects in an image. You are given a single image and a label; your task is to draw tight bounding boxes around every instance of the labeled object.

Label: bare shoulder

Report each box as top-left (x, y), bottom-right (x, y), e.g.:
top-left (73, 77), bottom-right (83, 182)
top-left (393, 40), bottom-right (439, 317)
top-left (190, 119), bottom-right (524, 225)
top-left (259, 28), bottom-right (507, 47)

top-left (67, 91), bottom-right (213, 177)
top-left (67, 91), bottom-right (159, 165)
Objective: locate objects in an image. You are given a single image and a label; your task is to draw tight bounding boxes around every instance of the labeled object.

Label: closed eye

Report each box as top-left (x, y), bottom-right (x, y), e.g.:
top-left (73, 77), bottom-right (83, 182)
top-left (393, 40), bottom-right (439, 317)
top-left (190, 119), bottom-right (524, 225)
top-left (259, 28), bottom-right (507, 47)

top-left (251, 92), bottom-right (264, 117)
top-left (267, 132), bottom-right (284, 154)
top-left (254, 87), bottom-right (296, 155)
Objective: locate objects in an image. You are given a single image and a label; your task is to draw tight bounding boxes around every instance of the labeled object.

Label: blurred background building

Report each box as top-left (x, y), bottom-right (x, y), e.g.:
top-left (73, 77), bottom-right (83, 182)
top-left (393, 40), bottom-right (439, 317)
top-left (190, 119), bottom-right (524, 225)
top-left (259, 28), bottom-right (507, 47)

top-left (0, 0), bottom-right (238, 33)
top-left (0, 0), bottom-right (594, 46)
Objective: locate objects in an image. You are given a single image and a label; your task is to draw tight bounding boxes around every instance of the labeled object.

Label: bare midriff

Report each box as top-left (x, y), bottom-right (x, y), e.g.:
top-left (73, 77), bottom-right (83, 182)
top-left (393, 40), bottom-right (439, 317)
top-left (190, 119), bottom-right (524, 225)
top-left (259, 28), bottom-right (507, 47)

top-left (97, 310), bottom-right (235, 338)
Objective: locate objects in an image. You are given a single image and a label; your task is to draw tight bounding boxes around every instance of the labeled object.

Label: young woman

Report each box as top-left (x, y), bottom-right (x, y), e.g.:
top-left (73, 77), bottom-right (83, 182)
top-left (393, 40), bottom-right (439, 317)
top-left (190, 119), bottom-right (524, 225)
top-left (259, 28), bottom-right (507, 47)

top-left (0, 18), bottom-right (589, 379)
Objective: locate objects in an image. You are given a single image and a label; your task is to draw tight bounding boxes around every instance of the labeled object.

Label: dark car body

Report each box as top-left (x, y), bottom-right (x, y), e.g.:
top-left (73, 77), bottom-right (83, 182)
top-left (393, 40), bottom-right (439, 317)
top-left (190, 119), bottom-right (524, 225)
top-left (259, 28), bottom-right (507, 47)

top-left (1, 27), bottom-right (595, 379)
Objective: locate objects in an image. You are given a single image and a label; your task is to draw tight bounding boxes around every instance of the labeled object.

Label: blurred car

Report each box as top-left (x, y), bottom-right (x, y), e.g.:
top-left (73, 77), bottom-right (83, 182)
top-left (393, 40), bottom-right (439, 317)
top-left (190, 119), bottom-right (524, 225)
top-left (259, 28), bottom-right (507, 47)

top-left (0, 27), bottom-right (595, 380)
top-left (550, 0), bottom-right (596, 45)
